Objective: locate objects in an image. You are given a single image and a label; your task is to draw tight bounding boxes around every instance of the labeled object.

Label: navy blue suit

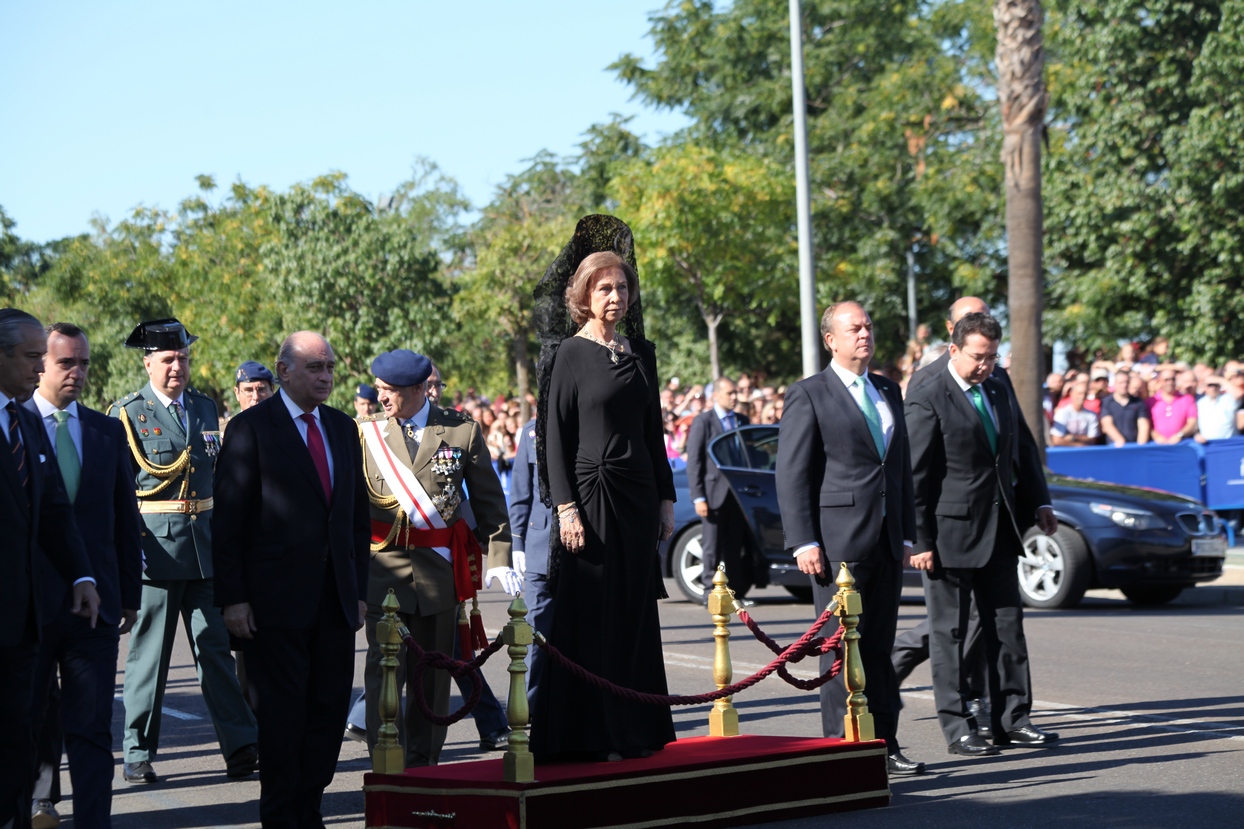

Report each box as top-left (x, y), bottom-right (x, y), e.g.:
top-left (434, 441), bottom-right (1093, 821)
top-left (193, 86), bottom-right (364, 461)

top-left (0, 396), bottom-right (92, 828)
top-left (25, 398), bottom-right (143, 828)
top-left (507, 419), bottom-right (554, 707)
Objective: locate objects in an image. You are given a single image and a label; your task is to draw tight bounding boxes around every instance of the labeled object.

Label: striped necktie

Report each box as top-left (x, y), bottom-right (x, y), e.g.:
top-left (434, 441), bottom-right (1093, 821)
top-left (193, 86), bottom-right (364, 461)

top-left (5, 401), bottom-right (30, 501)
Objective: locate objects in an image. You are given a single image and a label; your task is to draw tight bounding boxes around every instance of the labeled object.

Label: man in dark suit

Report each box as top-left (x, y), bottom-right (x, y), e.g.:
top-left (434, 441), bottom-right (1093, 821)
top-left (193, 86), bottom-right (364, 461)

top-left (775, 301), bottom-right (923, 776)
top-left (26, 322), bottom-right (143, 829)
top-left (685, 377), bottom-right (750, 599)
top-left (212, 331), bottom-right (370, 829)
top-left (0, 308), bottom-right (99, 829)
top-left (893, 297), bottom-right (1047, 727)
top-left (509, 417), bottom-right (554, 707)
top-left (905, 312), bottom-right (1059, 758)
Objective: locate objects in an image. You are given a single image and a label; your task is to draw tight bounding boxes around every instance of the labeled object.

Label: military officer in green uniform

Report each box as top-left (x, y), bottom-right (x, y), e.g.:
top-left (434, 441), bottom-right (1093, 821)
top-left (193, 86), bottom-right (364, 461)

top-left (358, 349), bottom-right (520, 767)
top-left (109, 319), bottom-right (258, 784)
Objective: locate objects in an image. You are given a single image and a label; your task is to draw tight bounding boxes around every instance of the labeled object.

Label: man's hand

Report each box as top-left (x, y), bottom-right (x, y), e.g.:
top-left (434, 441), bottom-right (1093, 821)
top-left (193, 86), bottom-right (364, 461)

top-left (357, 600), bottom-right (368, 632)
top-left (485, 566), bottom-right (523, 596)
top-left (909, 551), bottom-right (935, 571)
top-left (901, 544), bottom-right (915, 569)
top-left (796, 547), bottom-right (824, 576)
top-left (513, 550), bottom-right (527, 575)
top-left (224, 603), bottom-right (258, 639)
top-left (119, 609), bottom-right (138, 635)
top-left (1036, 506), bottom-right (1058, 536)
top-left (70, 581), bottom-right (100, 629)
top-left (694, 501), bottom-right (710, 518)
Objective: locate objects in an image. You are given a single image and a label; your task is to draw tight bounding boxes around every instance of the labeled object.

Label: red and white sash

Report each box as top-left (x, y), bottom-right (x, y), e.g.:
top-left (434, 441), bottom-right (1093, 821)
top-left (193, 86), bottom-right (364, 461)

top-left (361, 419), bottom-right (451, 562)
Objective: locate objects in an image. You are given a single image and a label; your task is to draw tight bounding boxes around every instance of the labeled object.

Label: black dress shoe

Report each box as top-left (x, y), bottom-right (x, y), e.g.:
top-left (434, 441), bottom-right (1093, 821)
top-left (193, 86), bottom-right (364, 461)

top-left (886, 751), bottom-right (926, 775)
top-left (995, 725), bottom-right (1059, 746)
top-left (123, 761), bottom-right (158, 784)
top-left (478, 729), bottom-right (511, 751)
top-left (225, 744), bottom-right (260, 778)
top-left (948, 734), bottom-right (1001, 757)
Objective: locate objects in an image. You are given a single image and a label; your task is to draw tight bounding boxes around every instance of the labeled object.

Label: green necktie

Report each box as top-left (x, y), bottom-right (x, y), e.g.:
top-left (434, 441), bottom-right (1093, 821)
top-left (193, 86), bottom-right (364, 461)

top-left (53, 410), bottom-right (80, 502)
top-left (969, 385), bottom-right (998, 455)
top-left (168, 401), bottom-right (186, 438)
top-left (854, 376), bottom-right (887, 458)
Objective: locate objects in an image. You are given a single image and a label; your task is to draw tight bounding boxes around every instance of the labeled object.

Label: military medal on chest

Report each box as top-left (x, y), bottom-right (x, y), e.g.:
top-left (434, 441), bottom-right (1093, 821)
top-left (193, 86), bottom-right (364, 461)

top-left (202, 431), bottom-right (222, 467)
top-left (430, 445), bottom-right (464, 521)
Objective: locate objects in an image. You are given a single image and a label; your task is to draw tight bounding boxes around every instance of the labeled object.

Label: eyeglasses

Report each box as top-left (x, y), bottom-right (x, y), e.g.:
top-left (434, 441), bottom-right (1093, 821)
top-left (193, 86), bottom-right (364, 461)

top-left (959, 352), bottom-right (999, 366)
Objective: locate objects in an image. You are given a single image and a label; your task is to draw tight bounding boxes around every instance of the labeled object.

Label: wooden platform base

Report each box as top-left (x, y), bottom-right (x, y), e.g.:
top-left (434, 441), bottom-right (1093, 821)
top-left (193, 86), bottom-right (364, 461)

top-left (364, 734), bottom-right (889, 828)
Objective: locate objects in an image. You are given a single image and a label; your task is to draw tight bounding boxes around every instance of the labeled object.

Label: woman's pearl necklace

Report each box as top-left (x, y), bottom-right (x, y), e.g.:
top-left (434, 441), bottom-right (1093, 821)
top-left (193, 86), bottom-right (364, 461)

top-left (579, 327), bottom-right (623, 364)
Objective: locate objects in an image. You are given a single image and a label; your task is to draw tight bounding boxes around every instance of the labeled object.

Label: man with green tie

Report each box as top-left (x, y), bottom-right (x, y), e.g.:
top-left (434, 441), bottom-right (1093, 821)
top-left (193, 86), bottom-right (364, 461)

top-left (109, 319), bottom-right (258, 785)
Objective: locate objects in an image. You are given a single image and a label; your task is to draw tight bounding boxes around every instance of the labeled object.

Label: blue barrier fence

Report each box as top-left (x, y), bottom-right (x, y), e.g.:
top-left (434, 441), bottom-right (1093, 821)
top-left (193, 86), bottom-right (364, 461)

top-left (1047, 437), bottom-right (1244, 511)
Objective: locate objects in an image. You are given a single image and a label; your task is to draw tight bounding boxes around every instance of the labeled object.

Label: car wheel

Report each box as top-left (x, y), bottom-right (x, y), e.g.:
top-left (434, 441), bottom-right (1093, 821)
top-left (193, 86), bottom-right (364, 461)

top-left (1120, 584), bottom-right (1185, 606)
top-left (784, 584), bottom-right (814, 602)
top-left (672, 525), bottom-right (707, 603)
top-left (1017, 525), bottom-right (1092, 609)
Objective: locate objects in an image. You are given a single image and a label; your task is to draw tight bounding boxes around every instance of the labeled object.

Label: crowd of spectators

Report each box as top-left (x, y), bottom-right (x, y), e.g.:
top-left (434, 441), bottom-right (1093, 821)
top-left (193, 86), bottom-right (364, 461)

top-left (1042, 342), bottom-right (1244, 447)
top-left (659, 373), bottom-right (787, 459)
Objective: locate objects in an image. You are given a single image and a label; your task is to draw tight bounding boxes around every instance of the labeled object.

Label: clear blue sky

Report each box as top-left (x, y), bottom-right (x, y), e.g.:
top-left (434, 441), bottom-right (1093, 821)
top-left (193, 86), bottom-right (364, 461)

top-left (0, 1), bottom-right (691, 243)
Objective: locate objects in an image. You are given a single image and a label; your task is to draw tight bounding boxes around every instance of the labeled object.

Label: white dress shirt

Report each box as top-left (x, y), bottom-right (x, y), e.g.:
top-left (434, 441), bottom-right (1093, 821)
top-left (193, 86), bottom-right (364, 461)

top-left (947, 362), bottom-right (998, 431)
top-left (280, 390), bottom-right (335, 485)
top-left (401, 398), bottom-right (432, 449)
top-left (150, 387), bottom-right (188, 433)
top-left (829, 360), bottom-right (895, 449)
top-left (0, 389), bottom-right (17, 438)
top-left (33, 392), bottom-right (83, 463)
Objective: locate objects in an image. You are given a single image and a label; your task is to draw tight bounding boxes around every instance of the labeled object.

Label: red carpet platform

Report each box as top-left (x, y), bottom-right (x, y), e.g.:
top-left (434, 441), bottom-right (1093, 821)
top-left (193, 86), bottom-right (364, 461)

top-left (363, 734), bottom-right (889, 828)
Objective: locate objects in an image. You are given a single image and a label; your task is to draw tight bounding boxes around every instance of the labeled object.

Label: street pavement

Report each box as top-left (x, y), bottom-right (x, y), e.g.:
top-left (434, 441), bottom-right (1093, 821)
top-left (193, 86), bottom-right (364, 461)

top-left (40, 557), bottom-right (1244, 828)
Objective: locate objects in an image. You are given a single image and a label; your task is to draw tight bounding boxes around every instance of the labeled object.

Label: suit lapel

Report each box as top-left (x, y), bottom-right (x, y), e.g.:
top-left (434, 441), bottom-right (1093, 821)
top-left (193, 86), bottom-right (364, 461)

top-left (873, 375), bottom-right (898, 461)
top-left (380, 417), bottom-right (413, 470)
top-left (943, 369), bottom-right (996, 452)
top-left (819, 367), bottom-right (881, 460)
top-left (78, 406), bottom-right (100, 485)
top-left (269, 392), bottom-right (328, 506)
top-left (984, 378), bottom-right (1012, 459)
top-left (144, 384), bottom-right (185, 449)
top-left (411, 410), bottom-right (444, 473)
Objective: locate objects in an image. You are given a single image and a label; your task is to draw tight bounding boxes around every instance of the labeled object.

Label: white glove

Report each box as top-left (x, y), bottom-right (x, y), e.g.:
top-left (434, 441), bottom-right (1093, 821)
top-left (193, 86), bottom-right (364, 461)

top-left (512, 550), bottom-right (527, 575)
top-left (485, 566), bottom-right (524, 596)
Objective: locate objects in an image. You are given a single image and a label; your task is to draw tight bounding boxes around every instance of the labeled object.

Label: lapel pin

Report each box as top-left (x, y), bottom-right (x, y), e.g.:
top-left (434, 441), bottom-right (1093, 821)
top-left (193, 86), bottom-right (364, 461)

top-left (141, 428), bottom-right (149, 437)
top-left (153, 427), bottom-right (162, 435)
top-left (138, 414), bottom-right (147, 422)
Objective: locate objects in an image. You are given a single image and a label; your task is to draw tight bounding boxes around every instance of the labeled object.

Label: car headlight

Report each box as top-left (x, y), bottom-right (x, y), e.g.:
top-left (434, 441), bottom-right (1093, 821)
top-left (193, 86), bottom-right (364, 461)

top-left (1089, 502), bottom-right (1167, 530)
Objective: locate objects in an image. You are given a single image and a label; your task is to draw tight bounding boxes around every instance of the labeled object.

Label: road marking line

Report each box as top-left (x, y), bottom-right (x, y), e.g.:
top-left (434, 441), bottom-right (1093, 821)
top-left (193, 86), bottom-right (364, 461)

top-left (112, 694), bottom-right (203, 721)
top-left (666, 652), bottom-right (1244, 742)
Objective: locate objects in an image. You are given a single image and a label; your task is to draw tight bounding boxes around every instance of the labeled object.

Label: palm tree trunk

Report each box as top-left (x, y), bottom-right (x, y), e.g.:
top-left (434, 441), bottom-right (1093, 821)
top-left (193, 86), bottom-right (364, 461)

top-left (995, 0), bottom-right (1048, 452)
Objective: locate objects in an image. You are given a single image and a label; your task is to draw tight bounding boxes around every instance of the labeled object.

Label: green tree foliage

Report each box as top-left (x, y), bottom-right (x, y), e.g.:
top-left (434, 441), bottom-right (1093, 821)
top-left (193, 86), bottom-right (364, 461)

top-left (610, 144), bottom-right (795, 380)
top-left (454, 154), bottom-right (578, 412)
top-left (614, 0), bottom-right (1006, 362)
top-left (263, 172), bottom-right (451, 404)
top-left (1045, 0), bottom-right (1243, 363)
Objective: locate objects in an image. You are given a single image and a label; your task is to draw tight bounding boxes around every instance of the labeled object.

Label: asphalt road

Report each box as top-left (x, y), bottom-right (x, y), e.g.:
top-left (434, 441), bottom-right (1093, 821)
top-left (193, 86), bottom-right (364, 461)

top-left (52, 562), bottom-right (1244, 828)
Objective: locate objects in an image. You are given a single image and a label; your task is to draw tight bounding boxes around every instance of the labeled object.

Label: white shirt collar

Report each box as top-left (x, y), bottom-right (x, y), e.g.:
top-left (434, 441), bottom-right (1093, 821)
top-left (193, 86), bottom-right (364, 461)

top-left (713, 403), bottom-right (734, 420)
top-left (830, 358), bottom-right (871, 388)
top-left (150, 387), bottom-right (185, 409)
top-left (0, 390), bottom-right (15, 411)
top-left (33, 390), bottom-right (78, 420)
top-left (279, 388), bottom-right (321, 422)
top-left (947, 361), bottom-right (977, 393)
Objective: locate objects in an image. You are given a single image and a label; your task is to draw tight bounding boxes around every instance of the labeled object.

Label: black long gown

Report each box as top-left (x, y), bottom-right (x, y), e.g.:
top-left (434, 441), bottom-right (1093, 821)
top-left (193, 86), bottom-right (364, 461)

top-left (531, 335), bottom-right (677, 761)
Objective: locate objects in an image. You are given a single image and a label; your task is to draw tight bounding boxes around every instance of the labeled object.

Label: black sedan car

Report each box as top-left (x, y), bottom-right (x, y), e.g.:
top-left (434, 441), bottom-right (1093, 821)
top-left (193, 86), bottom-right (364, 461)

top-left (660, 425), bottom-right (1228, 609)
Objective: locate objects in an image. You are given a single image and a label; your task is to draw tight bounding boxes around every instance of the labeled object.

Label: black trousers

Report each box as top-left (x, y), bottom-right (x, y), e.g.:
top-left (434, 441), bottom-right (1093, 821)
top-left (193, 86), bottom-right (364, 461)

top-left (30, 612), bottom-right (121, 829)
top-left (924, 528), bottom-right (1035, 744)
top-left (0, 640), bottom-right (38, 828)
top-left (892, 600), bottom-right (987, 699)
top-left (810, 541), bottom-right (903, 752)
top-left (699, 496), bottom-right (748, 590)
top-left (246, 574), bottom-right (355, 829)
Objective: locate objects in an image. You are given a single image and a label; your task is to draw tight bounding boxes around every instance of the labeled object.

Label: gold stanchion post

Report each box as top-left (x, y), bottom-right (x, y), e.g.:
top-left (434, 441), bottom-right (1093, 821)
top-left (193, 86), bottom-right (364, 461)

top-left (502, 595), bottom-right (535, 783)
top-left (834, 563), bottom-right (875, 742)
top-left (707, 564), bottom-right (740, 737)
top-left (372, 590), bottom-right (405, 773)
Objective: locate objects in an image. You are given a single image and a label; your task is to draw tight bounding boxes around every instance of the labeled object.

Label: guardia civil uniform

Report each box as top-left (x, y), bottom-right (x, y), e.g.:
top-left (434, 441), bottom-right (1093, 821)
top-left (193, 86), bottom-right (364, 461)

top-left (109, 319), bottom-right (257, 783)
top-left (358, 350), bottom-right (513, 767)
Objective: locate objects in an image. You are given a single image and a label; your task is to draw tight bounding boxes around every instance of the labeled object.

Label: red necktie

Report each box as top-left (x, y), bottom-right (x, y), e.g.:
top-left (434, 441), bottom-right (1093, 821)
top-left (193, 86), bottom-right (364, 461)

top-left (300, 413), bottom-right (332, 504)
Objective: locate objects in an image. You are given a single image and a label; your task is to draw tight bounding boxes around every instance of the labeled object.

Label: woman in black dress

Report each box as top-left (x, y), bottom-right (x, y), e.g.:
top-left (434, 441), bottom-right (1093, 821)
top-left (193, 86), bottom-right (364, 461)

top-left (531, 250), bottom-right (677, 762)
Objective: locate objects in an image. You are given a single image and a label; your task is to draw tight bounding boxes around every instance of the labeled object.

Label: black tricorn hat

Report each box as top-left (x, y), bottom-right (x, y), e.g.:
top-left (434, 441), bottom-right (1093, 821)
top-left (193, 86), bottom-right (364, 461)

top-left (124, 318), bottom-right (199, 351)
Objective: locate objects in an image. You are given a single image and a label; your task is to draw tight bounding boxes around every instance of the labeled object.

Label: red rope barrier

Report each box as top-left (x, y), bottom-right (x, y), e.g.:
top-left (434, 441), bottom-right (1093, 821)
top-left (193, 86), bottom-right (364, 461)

top-left (533, 602), bottom-right (844, 705)
top-left (401, 632), bottom-right (506, 727)
top-left (737, 609), bottom-right (844, 690)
